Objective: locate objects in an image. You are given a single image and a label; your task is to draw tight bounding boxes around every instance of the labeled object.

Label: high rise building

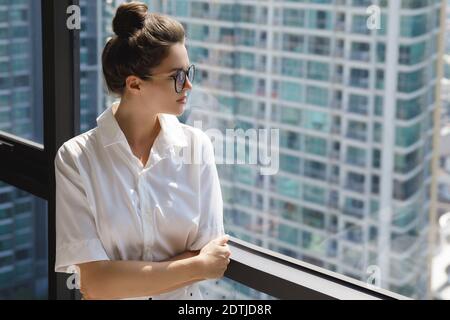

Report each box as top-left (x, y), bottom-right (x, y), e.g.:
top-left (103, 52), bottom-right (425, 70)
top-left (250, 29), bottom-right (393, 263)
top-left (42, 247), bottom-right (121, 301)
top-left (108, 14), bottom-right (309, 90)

top-left (432, 0), bottom-right (450, 300)
top-left (148, 0), bottom-right (445, 299)
top-left (80, 0), bottom-right (118, 133)
top-left (2, 0), bottom-right (445, 300)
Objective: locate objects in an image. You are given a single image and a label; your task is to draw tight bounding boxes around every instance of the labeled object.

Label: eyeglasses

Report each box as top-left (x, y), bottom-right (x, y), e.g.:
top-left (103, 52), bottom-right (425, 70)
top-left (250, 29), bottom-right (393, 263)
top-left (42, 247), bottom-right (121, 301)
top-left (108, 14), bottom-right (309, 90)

top-left (143, 64), bottom-right (195, 94)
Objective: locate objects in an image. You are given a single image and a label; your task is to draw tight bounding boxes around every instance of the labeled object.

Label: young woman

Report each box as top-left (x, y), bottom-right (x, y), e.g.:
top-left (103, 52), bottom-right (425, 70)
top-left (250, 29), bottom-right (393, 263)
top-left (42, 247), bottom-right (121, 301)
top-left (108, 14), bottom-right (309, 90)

top-left (54, 1), bottom-right (231, 300)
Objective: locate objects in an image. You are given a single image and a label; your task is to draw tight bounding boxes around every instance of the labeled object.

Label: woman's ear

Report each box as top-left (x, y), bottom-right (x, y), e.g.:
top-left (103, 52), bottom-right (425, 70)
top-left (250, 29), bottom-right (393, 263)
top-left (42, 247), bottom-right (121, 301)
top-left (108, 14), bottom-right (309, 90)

top-left (125, 75), bottom-right (142, 94)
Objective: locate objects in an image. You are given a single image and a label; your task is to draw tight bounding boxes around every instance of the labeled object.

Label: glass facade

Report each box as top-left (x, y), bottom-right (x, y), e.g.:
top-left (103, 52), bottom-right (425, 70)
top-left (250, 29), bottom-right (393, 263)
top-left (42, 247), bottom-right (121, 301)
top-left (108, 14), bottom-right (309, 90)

top-left (145, 0), bottom-right (442, 299)
top-left (18, 0), bottom-right (440, 300)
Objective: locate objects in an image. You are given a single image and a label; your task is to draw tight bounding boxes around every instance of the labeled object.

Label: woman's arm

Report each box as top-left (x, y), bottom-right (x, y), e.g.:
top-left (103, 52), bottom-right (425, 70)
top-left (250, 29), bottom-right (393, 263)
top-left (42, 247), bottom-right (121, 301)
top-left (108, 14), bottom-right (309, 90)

top-left (164, 250), bottom-right (200, 262)
top-left (159, 250), bottom-right (207, 293)
top-left (78, 253), bottom-right (205, 300)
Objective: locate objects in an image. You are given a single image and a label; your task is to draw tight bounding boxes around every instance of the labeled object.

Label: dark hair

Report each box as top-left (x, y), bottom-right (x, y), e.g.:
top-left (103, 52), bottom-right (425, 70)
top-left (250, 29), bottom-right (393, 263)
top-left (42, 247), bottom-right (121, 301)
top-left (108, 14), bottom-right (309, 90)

top-left (102, 1), bottom-right (186, 96)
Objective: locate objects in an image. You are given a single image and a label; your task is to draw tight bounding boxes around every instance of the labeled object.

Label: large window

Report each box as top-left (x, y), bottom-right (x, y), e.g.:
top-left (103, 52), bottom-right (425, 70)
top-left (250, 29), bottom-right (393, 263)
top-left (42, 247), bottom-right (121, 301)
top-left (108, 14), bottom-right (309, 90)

top-left (0, 0), bottom-right (43, 144)
top-left (36, 0), bottom-right (448, 300)
top-left (0, 0), bottom-right (79, 300)
top-left (0, 182), bottom-right (47, 300)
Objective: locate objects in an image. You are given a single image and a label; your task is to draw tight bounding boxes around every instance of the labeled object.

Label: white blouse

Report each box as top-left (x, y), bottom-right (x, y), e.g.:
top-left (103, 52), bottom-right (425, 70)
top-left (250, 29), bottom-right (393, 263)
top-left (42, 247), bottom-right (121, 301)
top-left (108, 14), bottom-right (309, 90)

top-left (54, 101), bottom-right (225, 300)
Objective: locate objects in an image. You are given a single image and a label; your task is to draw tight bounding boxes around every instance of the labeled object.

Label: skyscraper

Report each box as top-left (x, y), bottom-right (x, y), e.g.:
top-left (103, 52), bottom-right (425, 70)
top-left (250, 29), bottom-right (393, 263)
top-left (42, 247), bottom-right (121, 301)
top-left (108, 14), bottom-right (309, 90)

top-left (80, 0), bottom-right (118, 133)
top-left (148, 0), bottom-right (445, 299)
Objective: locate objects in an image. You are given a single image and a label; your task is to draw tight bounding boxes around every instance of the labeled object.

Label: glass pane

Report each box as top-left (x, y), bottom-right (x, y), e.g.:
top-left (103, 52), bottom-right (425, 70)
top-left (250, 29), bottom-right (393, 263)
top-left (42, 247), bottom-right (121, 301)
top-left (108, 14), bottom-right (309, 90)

top-left (79, 0), bottom-right (116, 133)
top-left (199, 278), bottom-right (276, 300)
top-left (161, 1), bottom-right (444, 300)
top-left (0, 181), bottom-right (48, 299)
top-left (76, 0), bottom-right (449, 300)
top-left (0, 0), bottom-right (43, 144)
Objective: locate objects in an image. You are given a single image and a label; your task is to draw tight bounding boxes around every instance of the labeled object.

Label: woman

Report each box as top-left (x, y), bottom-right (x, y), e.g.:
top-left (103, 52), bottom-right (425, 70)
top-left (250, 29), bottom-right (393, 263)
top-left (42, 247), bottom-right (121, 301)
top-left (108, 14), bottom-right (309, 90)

top-left (54, 1), bottom-right (231, 300)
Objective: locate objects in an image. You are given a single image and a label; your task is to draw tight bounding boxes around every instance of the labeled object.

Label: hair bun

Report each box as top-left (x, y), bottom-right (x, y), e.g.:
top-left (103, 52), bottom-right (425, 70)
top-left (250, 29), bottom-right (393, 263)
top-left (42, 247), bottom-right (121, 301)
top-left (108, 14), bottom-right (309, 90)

top-left (113, 2), bottom-right (148, 38)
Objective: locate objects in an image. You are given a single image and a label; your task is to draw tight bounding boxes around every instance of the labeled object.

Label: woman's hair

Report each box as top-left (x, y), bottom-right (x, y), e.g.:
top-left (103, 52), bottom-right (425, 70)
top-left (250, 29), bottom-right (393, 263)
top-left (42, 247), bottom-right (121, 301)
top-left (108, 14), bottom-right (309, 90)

top-left (102, 1), bottom-right (186, 96)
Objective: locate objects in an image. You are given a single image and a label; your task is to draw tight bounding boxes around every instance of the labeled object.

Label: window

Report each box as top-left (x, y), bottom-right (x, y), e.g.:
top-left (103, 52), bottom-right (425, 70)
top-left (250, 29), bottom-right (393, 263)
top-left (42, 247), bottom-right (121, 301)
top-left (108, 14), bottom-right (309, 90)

top-left (347, 120), bottom-right (367, 142)
top-left (346, 146), bottom-right (367, 167)
top-left (349, 68), bottom-right (369, 88)
top-left (0, 182), bottom-right (47, 299)
top-left (398, 68), bottom-right (426, 93)
top-left (348, 94), bottom-right (368, 115)
top-left (0, 1), bottom-right (43, 144)
top-left (396, 123), bottom-right (422, 147)
top-left (401, 14), bottom-right (428, 37)
top-left (199, 278), bottom-right (276, 300)
top-left (352, 15), bottom-right (370, 34)
top-left (40, 0), bottom-right (443, 300)
top-left (307, 61), bottom-right (330, 81)
top-left (399, 41), bottom-right (426, 65)
top-left (351, 42), bottom-right (370, 62)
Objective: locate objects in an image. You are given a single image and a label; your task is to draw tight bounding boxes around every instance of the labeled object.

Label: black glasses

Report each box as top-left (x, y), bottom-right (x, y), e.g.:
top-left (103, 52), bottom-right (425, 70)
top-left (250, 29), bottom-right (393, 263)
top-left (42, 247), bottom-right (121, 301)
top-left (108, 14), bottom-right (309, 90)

top-left (143, 64), bottom-right (195, 93)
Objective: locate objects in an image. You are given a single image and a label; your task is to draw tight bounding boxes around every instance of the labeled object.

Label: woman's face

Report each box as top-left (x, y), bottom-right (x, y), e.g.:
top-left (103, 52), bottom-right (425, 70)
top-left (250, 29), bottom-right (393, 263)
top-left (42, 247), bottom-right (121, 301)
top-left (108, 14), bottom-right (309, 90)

top-left (124, 42), bottom-right (193, 116)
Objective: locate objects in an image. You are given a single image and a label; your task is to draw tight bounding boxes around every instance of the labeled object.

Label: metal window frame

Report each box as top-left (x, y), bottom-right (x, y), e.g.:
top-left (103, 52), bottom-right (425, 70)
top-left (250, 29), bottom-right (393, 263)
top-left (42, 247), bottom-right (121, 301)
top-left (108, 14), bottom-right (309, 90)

top-left (225, 237), bottom-right (408, 300)
top-left (0, 0), bottom-right (79, 300)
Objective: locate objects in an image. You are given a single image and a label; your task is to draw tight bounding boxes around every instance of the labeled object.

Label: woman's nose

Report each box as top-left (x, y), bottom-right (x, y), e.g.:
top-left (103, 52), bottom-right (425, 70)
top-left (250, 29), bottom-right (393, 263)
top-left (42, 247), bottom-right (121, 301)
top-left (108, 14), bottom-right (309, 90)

top-left (184, 77), bottom-right (193, 90)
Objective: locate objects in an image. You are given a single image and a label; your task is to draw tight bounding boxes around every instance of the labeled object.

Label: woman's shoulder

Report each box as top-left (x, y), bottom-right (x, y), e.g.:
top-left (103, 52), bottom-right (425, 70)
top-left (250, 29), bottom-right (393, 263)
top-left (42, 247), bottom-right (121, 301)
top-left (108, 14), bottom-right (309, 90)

top-left (56, 128), bottom-right (100, 162)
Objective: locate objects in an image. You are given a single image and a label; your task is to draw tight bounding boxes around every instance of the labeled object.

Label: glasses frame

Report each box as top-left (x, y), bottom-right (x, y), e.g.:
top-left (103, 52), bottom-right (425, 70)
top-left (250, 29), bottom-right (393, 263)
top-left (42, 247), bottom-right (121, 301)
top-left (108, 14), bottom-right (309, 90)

top-left (143, 64), bottom-right (196, 94)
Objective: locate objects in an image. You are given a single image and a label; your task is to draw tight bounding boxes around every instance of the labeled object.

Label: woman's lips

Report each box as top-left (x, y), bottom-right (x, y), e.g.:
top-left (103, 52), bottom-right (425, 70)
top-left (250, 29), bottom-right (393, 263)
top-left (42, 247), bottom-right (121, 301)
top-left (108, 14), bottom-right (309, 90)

top-left (177, 96), bottom-right (187, 103)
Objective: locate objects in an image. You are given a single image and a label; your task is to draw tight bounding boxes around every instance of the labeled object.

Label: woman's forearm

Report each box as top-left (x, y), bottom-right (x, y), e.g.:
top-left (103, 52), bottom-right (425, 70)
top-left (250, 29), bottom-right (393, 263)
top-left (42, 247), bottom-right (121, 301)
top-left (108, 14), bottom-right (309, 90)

top-left (156, 250), bottom-right (206, 294)
top-left (156, 277), bottom-right (205, 296)
top-left (164, 250), bottom-right (201, 262)
top-left (78, 254), bottom-right (205, 300)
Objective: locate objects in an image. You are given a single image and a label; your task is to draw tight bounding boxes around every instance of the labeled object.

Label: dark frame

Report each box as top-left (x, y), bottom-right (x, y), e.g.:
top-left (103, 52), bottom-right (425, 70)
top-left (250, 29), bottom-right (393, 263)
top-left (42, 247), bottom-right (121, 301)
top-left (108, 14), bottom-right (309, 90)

top-left (0, 0), bottom-right (80, 300)
top-left (225, 237), bottom-right (406, 300)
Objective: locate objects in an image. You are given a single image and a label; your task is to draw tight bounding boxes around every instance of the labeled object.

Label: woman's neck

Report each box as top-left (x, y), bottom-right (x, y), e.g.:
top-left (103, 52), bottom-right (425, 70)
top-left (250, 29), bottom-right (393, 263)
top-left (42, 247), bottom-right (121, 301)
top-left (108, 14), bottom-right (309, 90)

top-left (114, 98), bottom-right (161, 149)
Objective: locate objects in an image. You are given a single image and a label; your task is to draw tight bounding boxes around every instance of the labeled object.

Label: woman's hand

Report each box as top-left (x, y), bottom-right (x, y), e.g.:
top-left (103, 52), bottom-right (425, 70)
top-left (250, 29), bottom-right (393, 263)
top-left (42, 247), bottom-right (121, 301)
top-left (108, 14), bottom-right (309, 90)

top-left (196, 235), bottom-right (231, 279)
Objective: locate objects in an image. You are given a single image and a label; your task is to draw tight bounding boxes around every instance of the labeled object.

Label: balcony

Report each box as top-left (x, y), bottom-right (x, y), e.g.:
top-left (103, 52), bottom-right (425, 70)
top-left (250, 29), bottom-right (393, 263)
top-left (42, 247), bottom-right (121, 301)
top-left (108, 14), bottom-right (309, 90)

top-left (334, 21), bottom-right (346, 32)
top-left (350, 51), bottom-right (370, 62)
top-left (346, 130), bottom-right (367, 142)
top-left (345, 181), bottom-right (365, 193)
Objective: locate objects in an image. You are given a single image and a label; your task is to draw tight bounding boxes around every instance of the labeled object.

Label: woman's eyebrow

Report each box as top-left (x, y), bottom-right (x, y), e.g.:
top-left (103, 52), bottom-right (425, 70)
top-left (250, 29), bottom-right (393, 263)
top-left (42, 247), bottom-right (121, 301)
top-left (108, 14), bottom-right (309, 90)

top-left (168, 65), bottom-right (190, 72)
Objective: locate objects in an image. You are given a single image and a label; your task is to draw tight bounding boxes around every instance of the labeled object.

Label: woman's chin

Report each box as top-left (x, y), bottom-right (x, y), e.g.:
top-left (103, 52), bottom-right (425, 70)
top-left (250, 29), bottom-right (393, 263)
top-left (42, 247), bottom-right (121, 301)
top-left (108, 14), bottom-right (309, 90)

top-left (174, 103), bottom-right (186, 116)
top-left (162, 106), bottom-right (184, 117)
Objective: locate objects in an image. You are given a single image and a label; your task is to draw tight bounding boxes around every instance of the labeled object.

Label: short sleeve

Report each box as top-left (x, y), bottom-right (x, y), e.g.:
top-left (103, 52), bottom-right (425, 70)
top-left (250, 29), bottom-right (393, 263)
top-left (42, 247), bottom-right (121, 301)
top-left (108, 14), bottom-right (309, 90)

top-left (54, 144), bottom-right (110, 273)
top-left (189, 132), bottom-right (226, 251)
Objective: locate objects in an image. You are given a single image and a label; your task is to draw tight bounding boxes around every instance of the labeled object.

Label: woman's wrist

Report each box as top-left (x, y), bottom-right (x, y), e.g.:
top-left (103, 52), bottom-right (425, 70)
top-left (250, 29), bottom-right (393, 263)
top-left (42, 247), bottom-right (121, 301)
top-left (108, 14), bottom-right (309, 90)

top-left (189, 255), bottom-right (206, 281)
top-left (165, 250), bottom-right (200, 262)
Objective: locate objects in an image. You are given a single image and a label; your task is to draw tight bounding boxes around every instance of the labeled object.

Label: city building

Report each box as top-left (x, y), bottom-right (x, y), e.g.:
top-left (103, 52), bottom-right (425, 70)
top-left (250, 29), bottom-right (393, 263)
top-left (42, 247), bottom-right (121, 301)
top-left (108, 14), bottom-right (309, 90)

top-left (0, 0), bottom-right (447, 300)
top-left (149, 0), bottom-right (445, 299)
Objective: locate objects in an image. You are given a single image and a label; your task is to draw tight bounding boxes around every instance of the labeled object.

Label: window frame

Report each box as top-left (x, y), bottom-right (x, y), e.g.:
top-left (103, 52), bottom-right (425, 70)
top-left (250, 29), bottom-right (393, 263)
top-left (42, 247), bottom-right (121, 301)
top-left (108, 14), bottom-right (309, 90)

top-left (226, 237), bottom-right (407, 300)
top-left (0, 0), bottom-right (80, 300)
